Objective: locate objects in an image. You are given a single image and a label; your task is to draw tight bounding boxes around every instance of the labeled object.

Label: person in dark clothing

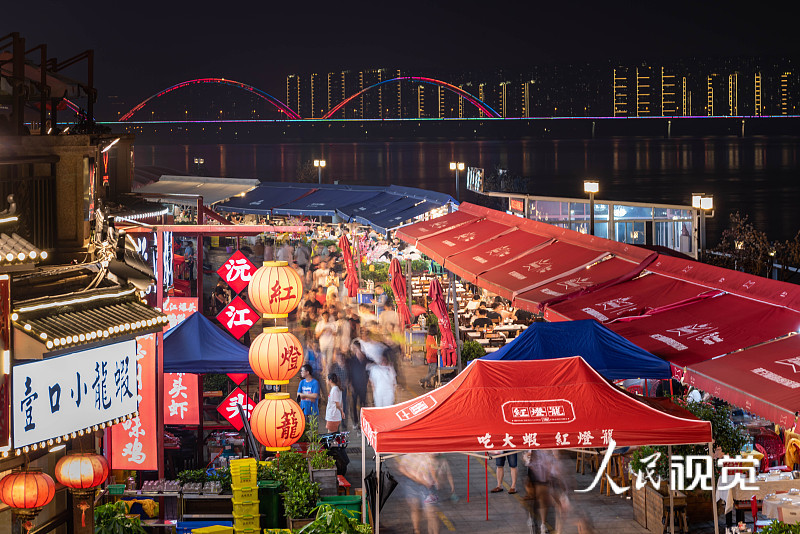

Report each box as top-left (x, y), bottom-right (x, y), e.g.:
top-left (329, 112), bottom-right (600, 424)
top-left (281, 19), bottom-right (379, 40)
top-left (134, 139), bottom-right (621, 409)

top-left (486, 302), bottom-right (503, 323)
top-left (472, 308), bottom-right (494, 329)
top-left (346, 340), bottom-right (369, 429)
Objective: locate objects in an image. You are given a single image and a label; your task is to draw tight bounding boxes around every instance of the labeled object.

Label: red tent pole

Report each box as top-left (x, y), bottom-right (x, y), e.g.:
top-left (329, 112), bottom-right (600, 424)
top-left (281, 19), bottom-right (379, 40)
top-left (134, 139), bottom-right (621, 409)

top-left (467, 455), bottom-right (470, 502)
top-left (485, 454), bottom-right (489, 520)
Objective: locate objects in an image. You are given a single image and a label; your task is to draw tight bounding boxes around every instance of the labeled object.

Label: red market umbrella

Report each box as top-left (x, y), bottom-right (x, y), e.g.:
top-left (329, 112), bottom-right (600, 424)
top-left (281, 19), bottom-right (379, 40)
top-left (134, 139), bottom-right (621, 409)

top-left (338, 234), bottom-right (360, 298)
top-left (410, 304), bottom-right (427, 317)
top-left (389, 258), bottom-right (412, 327)
top-left (428, 278), bottom-right (457, 367)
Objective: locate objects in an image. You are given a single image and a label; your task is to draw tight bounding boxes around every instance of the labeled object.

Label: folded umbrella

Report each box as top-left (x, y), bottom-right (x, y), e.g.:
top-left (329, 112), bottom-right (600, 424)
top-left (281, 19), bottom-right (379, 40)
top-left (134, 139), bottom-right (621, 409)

top-left (389, 258), bottom-right (412, 327)
top-left (338, 234), bottom-right (360, 298)
top-left (428, 278), bottom-right (457, 367)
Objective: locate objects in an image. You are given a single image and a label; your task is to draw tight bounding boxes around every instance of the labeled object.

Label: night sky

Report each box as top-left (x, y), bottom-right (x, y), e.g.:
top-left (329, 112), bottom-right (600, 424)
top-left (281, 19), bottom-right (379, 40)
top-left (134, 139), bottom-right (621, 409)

top-left (5, 0), bottom-right (798, 111)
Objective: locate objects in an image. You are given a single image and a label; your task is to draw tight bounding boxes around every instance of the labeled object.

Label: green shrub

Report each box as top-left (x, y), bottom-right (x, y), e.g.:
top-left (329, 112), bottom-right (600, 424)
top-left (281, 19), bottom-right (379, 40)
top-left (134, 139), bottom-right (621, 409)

top-left (95, 501), bottom-right (147, 534)
top-left (281, 470), bottom-right (320, 519)
top-left (760, 522), bottom-right (800, 534)
top-left (460, 340), bottom-right (486, 367)
top-left (298, 503), bottom-right (361, 534)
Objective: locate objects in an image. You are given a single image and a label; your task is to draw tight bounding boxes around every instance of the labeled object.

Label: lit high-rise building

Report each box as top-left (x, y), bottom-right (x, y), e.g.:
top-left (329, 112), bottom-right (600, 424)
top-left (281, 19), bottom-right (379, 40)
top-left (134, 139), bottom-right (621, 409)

top-left (613, 67), bottom-right (629, 116)
top-left (286, 74), bottom-right (300, 117)
top-left (661, 67), bottom-right (678, 116)
top-left (754, 72), bottom-right (762, 116)
top-left (636, 66), bottom-right (653, 116)
top-left (780, 71), bottom-right (792, 115)
top-left (729, 72), bottom-right (739, 116)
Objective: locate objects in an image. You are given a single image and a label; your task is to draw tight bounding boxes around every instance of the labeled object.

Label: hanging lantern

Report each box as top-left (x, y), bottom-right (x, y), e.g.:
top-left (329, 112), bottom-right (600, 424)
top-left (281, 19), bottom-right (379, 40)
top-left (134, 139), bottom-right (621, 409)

top-left (55, 452), bottom-right (109, 490)
top-left (249, 327), bottom-right (303, 384)
top-left (0, 469), bottom-right (56, 532)
top-left (55, 452), bottom-right (109, 528)
top-left (250, 393), bottom-right (305, 451)
top-left (249, 261), bottom-right (303, 318)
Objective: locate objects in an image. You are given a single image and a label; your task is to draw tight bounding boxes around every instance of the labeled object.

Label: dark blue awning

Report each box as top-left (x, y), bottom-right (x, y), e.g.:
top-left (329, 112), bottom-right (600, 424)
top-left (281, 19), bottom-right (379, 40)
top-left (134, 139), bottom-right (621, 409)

top-left (369, 200), bottom-right (440, 233)
top-left (273, 188), bottom-right (383, 217)
top-left (336, 192), bottom-right (406, 221)
top-left (215, 183), bottom-right (314, 214)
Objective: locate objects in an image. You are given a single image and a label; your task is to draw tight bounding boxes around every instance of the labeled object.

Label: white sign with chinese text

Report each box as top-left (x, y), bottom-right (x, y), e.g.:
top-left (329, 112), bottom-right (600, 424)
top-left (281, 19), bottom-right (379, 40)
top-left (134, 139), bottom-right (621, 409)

top-left (12, 339), bottom-right (138, 448)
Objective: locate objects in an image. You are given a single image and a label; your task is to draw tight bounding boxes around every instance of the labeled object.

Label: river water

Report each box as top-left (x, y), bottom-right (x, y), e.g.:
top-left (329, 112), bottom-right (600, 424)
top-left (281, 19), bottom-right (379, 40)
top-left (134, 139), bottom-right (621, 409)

top-left (135, 137), bottom-right (800, 244)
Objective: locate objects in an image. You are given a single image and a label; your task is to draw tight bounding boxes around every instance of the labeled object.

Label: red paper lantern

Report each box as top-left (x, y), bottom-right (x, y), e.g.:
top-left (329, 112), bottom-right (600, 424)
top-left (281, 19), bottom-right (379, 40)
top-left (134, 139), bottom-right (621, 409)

top-left (0, 470), bottom-right (55, 512)
top-left (250, 393), bottom-right (306, 451)
top-left (249, 261), bottom-right (303, 318)
top-left (249, 327), bottom-right (303, 384)
top-left (54, 453), bottom-right (109, 490)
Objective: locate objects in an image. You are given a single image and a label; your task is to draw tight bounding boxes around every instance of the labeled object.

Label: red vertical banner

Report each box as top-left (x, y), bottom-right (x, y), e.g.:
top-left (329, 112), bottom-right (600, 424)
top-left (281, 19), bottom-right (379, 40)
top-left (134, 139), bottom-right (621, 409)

top-left (0, 275), bottom-right (10, 448)
top-left (164, 372), bottom-right (200, 425)
top-left (162, 297), bottom-right (198, 330)
top-left (110, 334), bottom-right (158, 470)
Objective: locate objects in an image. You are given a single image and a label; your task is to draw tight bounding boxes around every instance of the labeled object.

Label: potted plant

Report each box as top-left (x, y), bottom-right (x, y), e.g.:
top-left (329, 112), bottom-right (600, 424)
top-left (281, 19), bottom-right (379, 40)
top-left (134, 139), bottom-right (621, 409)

top-left (282, 470), bottom-right (320, 530)
top-left (460, 339), bottom-right (486, 367)
top-left (298, 503), bottom-right (361, 534)
top-left (94, 501), bottom-right (147, 534)
top-left (759, 522), bottom-right (800, 534)
top-left (308, 447), bottom-right (337, 497)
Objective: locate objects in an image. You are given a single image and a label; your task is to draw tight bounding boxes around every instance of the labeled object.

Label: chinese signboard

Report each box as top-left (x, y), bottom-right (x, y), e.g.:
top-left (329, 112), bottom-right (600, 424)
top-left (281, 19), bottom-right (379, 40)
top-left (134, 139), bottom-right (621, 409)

top-left (162, 297), bottom-right (198, 330)
top-left (217, 387), bottom-right (256, 431)
top-left (466, 167), bottom-right (484, 193)
top-left (502, 399), bottom-right (576, 424)
top-left (217, 250), bottom-right (256, 294)
top-left (227, 374), bottom-right (248, 385)
top-left (508, 197), bottom-right (525, 215)
top-left (216, 296), bottom-right (258, 340)
top-left (110, 335), bottom-right (157, 470)
top-left (1, 276), bottom-right (10, 448)
top-left (13, 339), bottom-right (138, 448)
top-left (164, 372), bottom-right (199, 425)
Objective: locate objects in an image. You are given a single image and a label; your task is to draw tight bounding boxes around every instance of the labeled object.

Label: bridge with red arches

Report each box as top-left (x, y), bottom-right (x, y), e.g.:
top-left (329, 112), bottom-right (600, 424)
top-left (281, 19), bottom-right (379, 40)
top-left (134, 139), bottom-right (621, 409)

top-left (118, 76), bottom-right (501, 122)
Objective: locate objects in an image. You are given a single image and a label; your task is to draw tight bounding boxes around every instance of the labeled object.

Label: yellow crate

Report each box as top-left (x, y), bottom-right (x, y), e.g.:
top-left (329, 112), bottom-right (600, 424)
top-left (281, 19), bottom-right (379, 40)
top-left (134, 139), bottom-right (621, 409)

top-left (231, 500), bottom-right (259, 517)
top-left (230, 459), bottom-right (258, 486)
top-left (233, 513), bottom-right (260, 531)
top-left (234, 529), bottom-right (258, 534)
top-left (262, 530), bottom-right (292, 534)
top-left (231, 485), bottom-right (258, 502)
top-left (191, 527), bottom-right (233, 534)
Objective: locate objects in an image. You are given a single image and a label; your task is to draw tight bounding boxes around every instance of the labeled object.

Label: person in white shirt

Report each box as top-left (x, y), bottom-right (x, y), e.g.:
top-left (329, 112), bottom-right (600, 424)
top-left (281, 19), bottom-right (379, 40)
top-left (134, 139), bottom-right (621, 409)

top-left (315, 311), bottom-right (337, 373)
top-left (325, 373), bottom-right (344, 432)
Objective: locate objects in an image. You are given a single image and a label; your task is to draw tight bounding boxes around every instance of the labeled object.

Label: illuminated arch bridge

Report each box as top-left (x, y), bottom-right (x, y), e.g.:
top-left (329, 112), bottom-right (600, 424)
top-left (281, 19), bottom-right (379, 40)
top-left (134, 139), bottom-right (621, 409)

top-left (118, 76), bottom-right (501, 121)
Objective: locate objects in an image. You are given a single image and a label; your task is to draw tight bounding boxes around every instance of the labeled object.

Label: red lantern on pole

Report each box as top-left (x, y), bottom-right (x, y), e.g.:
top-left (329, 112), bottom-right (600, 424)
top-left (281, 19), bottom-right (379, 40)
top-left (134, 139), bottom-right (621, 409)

top-left (250, 393), bottom-right (305, 451)
top-left (0, 469), bottom-right (56, 532)
top-left (248, 261), bottom-right (303, 318)
top-left (249, 327), bottom-right (303, 385)
top-left (54, 452), bottom-right (109, 529)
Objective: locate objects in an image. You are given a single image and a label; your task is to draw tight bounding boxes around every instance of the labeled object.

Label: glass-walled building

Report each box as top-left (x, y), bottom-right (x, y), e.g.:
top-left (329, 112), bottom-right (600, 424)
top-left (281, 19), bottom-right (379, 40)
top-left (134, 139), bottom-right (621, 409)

top-left (490, 193), bottom-right (698, 258)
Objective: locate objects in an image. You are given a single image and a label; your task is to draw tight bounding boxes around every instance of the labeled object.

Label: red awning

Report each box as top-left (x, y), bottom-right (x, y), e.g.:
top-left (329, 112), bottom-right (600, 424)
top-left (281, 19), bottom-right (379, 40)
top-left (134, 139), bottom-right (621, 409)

top-left (394, 210), bottom-right (478, 245)
top-left (608, 294), bottom-right (800, 366)
top-left (443, 229), bottom-right (553, 284)
top-left (684, 335), bottom-right (800, 428)
top-left (478, 242), bottom-right (610, 300)
top-left (360, 357), bottom-right (712, 454)
top-left (515, 256), bottom-right (649, 314)
top-left (415, 218), bottom-right (515, 265)
top-left (650, 255), bottom-right (800, 313)
top-left (545, 272), bottom-right (711, 323)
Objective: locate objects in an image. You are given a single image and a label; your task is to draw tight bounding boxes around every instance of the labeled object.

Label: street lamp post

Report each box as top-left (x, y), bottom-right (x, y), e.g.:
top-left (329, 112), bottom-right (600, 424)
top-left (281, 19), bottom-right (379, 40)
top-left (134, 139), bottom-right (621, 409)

top-left (583, 180), bottom-right (599, 236)
top-left (691, 193), bottom-right (714, 257)
top-left (313, 159), bottom-right (326, 184)
top-left (450, 162), bottom-right (465, 202)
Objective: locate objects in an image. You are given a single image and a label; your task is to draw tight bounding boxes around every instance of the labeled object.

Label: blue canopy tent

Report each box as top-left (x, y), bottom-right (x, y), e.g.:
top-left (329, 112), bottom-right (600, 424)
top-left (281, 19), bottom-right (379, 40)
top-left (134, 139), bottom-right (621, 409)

top-left (163, 312), bottom-right (252, 373)
top-left (480, 319), bottom-right (670, 379)
top-left (272, 188), bottom-right (383, 217)
top-left (335, 192), bottom-right (407, 221)
top-left (215, 183), bottom-right (314, 214)
top-left (370, 200), bottom-right (441, 234)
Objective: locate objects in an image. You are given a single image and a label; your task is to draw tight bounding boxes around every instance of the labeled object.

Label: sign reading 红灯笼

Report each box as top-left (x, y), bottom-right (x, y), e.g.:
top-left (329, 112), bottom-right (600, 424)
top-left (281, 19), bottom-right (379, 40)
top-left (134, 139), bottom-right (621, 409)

top-left (12, 339), bottom-right (138, 448)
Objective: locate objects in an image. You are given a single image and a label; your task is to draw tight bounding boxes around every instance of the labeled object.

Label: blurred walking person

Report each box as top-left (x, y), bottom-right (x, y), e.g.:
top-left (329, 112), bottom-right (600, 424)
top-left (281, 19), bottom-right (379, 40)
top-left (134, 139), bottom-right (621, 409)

top-left (368, 355), bottom-right (396, 407)
top-left (324, 373), bottom-right (344, 432)
top-left (396, 454), bottom-right (440, 534)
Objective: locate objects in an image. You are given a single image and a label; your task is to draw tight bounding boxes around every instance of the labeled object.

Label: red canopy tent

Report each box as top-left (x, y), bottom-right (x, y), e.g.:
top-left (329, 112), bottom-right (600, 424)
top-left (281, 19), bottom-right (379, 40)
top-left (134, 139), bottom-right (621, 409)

top-left (683, 335), bottom-right (800, 429)
top-left (415, 218), bottom-right (514, 265)
top-left (443, 229), bottom-right (553, 284)
top-left (359, 357), bottom-right (715, 532)
top-left (395, 209), bottom-right (479, 244)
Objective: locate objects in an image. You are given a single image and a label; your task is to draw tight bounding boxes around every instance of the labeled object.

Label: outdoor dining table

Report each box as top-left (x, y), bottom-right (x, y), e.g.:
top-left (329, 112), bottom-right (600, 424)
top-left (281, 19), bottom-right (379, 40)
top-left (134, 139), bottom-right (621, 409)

top-left (718, 471), bottom-right (800, 513)
top-left (762, 491), bottom-right (800, 520)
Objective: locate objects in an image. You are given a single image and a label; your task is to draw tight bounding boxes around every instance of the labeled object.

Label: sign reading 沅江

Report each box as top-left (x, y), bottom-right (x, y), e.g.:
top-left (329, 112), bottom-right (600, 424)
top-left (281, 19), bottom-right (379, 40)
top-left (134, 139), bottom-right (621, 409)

top-left (13, 339), bottom-right (138, 448)
top-left (216, 250), bottom-right (256, 294)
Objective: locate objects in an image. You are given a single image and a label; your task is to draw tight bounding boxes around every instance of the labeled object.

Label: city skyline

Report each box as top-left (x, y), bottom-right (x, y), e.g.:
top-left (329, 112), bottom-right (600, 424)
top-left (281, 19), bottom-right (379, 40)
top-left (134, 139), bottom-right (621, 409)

top-left (5, 0), bottom-right (799, 117)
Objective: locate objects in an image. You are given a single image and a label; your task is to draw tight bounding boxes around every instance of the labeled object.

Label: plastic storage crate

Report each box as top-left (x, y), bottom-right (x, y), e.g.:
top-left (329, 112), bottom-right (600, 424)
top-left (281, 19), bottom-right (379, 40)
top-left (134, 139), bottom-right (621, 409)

top-left (191, 527), bottom-right (234, 534)
top-left (233, 513), bottom-right (260, 531)
top-left (231, 500), bottom-right (259, 517)
top-left (231, 485), bottom-right (258, 502)
top-left (230, 458), bottom-right (258, 487)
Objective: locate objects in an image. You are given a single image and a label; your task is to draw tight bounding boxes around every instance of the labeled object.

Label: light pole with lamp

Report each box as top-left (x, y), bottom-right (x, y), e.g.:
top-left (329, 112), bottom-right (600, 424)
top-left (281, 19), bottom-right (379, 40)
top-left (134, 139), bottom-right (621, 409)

top-left (314, 159), bottom-right (326, 184)
top-left (691, 193), bottom-right (714, 257)
top-left (583, 180), bottom-right (599, 236)
top-left (450, 162), bottom-right (465, 202)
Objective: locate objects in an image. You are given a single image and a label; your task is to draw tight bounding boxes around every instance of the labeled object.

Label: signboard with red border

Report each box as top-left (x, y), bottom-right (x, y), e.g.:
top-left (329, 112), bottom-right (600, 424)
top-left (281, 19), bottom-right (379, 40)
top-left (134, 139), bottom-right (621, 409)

top-left (216, 296), bottom-right (259, 340)
top-left (217, 387), bottom-right (256, 431)
top-left (217, 250), bottom-right (257, 294)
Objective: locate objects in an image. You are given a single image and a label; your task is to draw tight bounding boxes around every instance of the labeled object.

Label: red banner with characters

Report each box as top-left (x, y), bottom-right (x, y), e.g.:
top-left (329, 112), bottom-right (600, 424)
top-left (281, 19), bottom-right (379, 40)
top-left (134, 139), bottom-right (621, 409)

top-left (163, 297), bottom-right (198, 330)
top-left (110, 334), bottom-right (158, 470)
top-left (164, 372), bottom-right (200, 425)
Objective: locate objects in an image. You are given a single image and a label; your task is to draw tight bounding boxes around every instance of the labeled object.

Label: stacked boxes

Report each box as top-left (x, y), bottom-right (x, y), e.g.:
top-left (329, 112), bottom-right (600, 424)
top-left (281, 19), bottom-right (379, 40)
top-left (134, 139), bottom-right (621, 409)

top-left (230, 458), bottom-right (260, 534)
